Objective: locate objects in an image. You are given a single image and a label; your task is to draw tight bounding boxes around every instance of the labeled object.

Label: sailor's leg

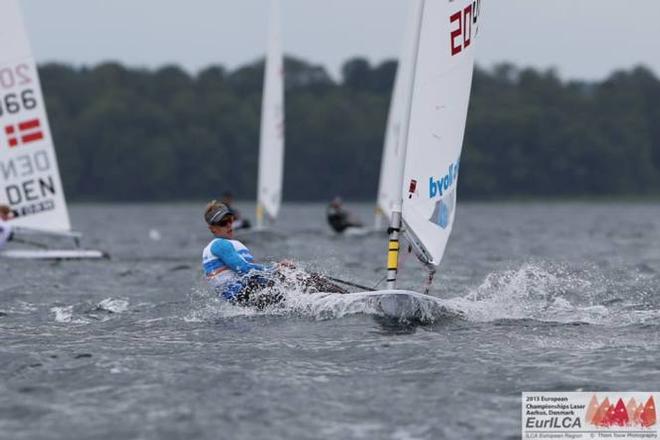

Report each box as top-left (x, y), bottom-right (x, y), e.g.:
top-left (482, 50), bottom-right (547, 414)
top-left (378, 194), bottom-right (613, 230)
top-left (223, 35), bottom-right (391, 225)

top-left (240, 274), bottom-right (283, 308)
top-left (303, 272), bottom-right (348, 294)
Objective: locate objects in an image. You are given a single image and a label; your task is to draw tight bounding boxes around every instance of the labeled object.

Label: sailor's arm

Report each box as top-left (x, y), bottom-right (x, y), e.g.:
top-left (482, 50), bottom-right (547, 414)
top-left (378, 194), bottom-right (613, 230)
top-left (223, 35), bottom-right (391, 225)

top-left (211, 240), bottom-right (266, 274)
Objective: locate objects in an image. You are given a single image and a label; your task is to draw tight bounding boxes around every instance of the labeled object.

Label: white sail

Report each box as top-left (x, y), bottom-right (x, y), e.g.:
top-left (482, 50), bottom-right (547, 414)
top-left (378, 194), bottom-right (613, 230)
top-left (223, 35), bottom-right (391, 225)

top-left (0, 0), bottom-right (71, 232)
top-left (401, 0), bottom-right (480, 265)
top-left (256, 0), bottom-right (285, 226)
top-left (376, 0), bottom-right (423, 227)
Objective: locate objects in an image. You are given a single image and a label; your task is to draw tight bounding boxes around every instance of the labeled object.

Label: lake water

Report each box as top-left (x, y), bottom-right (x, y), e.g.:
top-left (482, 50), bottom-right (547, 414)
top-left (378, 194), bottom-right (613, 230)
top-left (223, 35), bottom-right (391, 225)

top-left (1, 202), bottom-right (659, 439)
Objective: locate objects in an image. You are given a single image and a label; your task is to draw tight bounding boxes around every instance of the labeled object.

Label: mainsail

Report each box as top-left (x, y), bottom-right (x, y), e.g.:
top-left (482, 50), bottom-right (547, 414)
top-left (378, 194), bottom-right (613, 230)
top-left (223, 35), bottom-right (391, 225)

top-left (385, 0), bottom-right (480, 288)
top-left (0, 0), bottom-right (71, 232)
top-left (400, 0), bottom-right (480, 266)
top-left (376, 0), bottom-right (423, 228)
top-left (256, 0), bottom-right (285, 228)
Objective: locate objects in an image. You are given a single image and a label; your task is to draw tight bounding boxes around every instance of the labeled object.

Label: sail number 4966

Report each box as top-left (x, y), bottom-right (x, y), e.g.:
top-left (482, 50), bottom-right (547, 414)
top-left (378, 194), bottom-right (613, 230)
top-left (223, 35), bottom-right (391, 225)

top-left (450, 0), bottom-right (481, 56)
top-left (0, 90), bottom-right (37, 117)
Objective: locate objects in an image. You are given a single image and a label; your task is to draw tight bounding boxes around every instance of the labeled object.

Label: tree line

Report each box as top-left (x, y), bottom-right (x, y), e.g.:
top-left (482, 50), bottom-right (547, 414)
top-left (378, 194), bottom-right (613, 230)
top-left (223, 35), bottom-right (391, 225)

top-left (37, 57), bottom-right (660, 201)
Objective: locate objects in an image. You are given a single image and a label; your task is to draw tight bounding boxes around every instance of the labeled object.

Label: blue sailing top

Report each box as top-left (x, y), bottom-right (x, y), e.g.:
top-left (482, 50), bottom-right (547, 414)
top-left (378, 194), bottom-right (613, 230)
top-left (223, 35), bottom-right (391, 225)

top-left (202, 238), bottom-right (267, 300)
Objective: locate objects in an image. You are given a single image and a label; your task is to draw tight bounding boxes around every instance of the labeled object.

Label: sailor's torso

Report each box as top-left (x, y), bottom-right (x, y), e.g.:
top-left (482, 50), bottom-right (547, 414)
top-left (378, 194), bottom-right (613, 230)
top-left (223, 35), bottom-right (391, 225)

top-left (202, 238), bottom-right (254, 288)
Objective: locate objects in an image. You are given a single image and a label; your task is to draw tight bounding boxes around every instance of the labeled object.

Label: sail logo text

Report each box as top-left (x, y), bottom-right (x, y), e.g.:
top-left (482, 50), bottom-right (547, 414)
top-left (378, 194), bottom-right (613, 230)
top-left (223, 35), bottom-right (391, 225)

top-left (429, 162), bottom-right (459, 199)
top-left (450, 0), bottom-right (481, 56)
top-left (525, 417), bottom-right (582, 429)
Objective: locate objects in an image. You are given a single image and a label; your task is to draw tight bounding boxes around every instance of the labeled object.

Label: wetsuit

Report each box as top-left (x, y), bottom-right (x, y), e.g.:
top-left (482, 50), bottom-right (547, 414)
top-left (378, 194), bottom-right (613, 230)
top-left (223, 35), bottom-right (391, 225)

top-left (326, 204), bottom-right (362, 233)
top-left (0, 219), bottom-right (12, 250)
top-left (202, 238), bottom-right (272, 302)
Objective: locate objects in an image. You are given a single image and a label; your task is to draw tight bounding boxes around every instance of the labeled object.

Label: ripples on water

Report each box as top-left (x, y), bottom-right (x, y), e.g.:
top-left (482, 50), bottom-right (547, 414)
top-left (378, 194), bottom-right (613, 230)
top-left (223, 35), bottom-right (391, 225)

top-left (1, 203), bottom-right (658, 439)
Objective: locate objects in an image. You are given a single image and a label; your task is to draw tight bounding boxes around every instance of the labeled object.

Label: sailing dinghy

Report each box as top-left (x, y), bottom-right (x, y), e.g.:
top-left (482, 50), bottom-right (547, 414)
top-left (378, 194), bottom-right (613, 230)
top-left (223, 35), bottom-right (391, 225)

top-left (0, 0), bottom-right (106, 260)
top-left (350, 0), bottom-right (481, 319)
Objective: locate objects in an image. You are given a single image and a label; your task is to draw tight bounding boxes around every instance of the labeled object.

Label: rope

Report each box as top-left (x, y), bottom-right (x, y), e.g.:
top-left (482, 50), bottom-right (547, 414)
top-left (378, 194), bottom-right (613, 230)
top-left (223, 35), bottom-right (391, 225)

top-left (321, 275), bottom-right (376, 292)
top-left (423, 268), bottom-right (436, 295)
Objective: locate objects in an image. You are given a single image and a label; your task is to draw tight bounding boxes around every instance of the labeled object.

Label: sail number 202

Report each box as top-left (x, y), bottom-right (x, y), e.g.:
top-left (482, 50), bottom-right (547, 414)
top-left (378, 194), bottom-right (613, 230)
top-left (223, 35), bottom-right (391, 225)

top-left (0, 64), bottom-right (32, 90)
top-left (450, 0), bottom-right (481, 56)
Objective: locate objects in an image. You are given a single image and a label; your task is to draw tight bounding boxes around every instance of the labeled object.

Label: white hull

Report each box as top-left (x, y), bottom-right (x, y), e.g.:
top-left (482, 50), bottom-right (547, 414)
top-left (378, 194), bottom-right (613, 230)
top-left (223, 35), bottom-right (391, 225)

top-left (341, 226), bottom-right (383, 237)
top-left (0, 249), bottom-right (108, 260)
top-left (292, 289), bottom-right (462, 323)
top-left (353, 290), bottom-right (461, 322)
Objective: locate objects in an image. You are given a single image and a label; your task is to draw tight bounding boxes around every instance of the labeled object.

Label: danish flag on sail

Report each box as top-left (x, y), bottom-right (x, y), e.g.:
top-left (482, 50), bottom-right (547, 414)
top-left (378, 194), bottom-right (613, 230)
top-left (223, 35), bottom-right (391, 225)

top-left (4, 118), bottom-right (44, 148)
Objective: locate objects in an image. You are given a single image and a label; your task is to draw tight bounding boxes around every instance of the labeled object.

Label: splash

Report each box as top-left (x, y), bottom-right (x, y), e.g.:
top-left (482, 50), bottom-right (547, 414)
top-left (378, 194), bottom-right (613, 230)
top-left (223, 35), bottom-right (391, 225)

top-left (186, 263), bottom-right (659, 326)
top-left (186, 268), bottom-right (461, 324)
top-left (50, 297), bottom-right (130, 324)
top-left (95, 298), bottom-right (129, 314)
top-left (446, 263), bottom-right (659, 326)
top-left (51, 305), bottom-right (86, 324)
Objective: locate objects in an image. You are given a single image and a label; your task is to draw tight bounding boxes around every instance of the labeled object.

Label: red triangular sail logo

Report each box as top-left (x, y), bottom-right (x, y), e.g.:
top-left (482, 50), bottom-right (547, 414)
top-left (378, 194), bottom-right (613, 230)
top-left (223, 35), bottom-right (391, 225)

top-left (587, 395), bottom-right (656, 428)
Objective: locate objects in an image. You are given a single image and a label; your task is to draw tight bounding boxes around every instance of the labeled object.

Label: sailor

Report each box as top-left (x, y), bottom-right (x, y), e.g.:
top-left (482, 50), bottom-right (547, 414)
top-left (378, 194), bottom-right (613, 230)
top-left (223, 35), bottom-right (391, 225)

top-left (326, 196), bottom-right (363, 233)
top-left (0, 204), bottom-right (14, 250)
top-left (220, 192), bottom-right (251, 230)
top-left (202, 200), bottom-right (285, 305)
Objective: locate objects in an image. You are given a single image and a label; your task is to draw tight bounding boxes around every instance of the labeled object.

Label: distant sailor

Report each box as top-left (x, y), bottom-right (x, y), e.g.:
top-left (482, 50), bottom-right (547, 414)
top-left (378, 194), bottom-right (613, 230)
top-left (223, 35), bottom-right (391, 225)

top-left (220, 192), bottom-right (251, 230)
top-left (0, 205), bottom-right (14, 250)
top-left (326, 196), bottom-right (363, 233)
top-left (202, 200), bottom-right (285, 306)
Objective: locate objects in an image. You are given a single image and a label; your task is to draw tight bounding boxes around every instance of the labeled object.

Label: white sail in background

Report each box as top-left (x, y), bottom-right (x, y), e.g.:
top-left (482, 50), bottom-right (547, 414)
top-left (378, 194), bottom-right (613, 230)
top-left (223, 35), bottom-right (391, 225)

top-left (401, 0), bottom-right (480, 265)
top-left (0, 0), bottom-right (71, 232)
top-left (256, 0), bottom-right (285, 227)
top-left (376, 0), bottom-right (423, 227)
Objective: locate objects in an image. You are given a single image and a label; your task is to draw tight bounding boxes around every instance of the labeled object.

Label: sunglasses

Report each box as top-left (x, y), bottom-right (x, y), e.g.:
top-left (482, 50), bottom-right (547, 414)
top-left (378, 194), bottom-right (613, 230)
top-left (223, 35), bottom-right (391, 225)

top-left (214, 217), bottom-right (234, 227)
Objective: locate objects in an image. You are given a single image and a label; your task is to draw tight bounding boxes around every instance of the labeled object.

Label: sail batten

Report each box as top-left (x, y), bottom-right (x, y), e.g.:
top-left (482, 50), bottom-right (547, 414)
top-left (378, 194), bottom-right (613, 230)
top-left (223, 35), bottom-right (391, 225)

top-left (0, 0), bottom-right (71, 232)
top-left (256, 0), bottom-right (284, 225)
top-left (400, 0), bottom-right (480, 267)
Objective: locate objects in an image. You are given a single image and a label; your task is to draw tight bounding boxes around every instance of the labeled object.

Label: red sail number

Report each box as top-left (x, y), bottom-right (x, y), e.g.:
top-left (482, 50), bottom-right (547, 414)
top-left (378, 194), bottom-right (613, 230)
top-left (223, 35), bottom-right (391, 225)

top-left (450, 1), bottom-right (480, 56)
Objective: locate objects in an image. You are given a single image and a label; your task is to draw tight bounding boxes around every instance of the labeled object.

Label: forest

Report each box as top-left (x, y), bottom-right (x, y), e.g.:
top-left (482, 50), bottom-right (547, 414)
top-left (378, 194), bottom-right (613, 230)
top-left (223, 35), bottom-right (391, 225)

top-left (37, 57), bottom-right (660, 201)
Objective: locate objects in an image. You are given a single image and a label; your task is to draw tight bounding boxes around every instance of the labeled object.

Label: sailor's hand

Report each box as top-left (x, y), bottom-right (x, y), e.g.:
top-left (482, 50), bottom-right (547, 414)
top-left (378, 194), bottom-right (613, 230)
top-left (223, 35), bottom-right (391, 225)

top-left (277, 259), bottom-right (296, 269)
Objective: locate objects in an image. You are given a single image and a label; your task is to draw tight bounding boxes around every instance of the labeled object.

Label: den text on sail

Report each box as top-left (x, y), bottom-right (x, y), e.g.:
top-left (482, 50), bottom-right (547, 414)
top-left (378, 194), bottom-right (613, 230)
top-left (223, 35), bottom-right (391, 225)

top-left (0, 150), bottom-right (57, 216)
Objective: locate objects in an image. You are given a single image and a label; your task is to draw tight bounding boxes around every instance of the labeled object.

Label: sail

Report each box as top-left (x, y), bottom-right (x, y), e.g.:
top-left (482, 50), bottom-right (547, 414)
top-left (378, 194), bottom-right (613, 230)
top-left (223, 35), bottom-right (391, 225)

top-left (376, 0), bottom-right (423, 225)
top-left (0, 0), bottom-right (71, 231)
top-left (256, 0), bottom-right (285, 224)
top-left (401, 0), bottom-right (480, 265)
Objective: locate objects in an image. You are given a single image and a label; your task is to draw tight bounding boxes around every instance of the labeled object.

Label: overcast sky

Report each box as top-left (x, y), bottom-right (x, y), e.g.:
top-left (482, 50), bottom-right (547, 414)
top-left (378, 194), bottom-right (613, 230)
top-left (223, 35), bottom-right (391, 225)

top-left (20, 0), bottom-right (660, 81)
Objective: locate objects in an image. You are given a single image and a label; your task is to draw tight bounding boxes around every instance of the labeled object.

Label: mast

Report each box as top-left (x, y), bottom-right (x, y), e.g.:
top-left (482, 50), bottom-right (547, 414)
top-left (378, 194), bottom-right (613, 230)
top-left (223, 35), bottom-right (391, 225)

top-left (375, 0), bottom-right (423, 231)
top-left (386, 0), bottom-right (426, 290)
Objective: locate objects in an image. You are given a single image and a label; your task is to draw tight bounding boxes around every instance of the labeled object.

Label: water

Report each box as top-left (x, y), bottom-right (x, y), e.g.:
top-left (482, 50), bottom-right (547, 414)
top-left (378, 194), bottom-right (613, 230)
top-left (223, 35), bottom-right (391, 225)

top-left (1, 202), bottom-right (659, 440)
